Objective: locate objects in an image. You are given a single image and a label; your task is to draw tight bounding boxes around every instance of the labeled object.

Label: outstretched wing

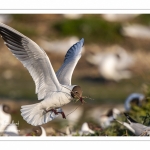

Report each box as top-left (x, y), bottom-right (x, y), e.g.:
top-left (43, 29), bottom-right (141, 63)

top-left (56, 38), bottom-right (84, 85)
top-left (0, 22), bottom-right (61, 100)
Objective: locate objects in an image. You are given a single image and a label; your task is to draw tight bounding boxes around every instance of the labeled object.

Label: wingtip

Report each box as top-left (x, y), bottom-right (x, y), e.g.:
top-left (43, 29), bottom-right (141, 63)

top-left (124, 112), bottom-right (128, 117)
top-left (80, 38), bottom-right (84, 46)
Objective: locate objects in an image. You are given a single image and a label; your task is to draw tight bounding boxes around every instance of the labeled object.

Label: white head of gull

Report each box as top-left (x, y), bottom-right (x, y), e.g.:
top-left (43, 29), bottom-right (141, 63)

top-left (0, 22), bottom-right (85, 126)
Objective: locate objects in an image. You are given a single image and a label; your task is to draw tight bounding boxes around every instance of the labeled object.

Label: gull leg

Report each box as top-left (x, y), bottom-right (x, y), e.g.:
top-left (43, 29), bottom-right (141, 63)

top-left (45, 108), bottom-right (66, 119)
top-left (59, 111), bottom-right (66, 119)
top-left (46, 109), bottom-right (58, 115)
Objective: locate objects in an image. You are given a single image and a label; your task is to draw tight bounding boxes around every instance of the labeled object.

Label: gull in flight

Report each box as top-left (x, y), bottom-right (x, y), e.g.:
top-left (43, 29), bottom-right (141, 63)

top-left (0, 22), bottom-right (84, 126)
top-left (115, 113), bottom-right (150, 136)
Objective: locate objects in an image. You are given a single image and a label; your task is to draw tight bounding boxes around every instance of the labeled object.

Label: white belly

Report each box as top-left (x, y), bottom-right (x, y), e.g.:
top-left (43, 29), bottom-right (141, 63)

top-left (41, 91), bottom-right (72, 110)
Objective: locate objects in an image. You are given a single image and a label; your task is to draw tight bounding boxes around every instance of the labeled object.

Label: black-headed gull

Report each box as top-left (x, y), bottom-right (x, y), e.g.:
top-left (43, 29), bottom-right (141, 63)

top-left (124, 93), bottom-right (145, 111)
top-left (115, 113), bottom-right (150, 136)
top-left (0, 22), bottom-right (84, 126)
top-left (0, 104), bottom-right (12, 133)
top-left (99, 108), bottom-right (121, 129)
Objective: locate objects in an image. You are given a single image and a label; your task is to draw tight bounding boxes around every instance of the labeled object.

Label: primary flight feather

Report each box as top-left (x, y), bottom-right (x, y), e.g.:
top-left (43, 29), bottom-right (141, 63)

top-left (0, 22), bottom-right (84, 126)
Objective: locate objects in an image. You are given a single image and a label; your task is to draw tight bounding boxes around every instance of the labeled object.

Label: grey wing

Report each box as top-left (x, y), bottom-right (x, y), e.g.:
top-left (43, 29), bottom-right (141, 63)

top-left (56, 38), bottom-right (84, 85)
top-left (0, 23), bottom-right (61, 100)
top-left (130, 123), bottom-right (148, 135)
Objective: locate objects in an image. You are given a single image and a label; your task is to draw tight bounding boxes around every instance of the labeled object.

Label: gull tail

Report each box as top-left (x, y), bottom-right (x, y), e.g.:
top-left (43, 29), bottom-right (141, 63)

top-left (20, 103), bottom-right (60, 126)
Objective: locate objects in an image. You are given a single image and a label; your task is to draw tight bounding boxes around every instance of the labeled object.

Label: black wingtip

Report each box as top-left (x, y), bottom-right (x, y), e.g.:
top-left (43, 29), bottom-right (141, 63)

top-left (124, 113), bottom-right (138, 123)
top-left (124, 112), bottom-right (128, 117)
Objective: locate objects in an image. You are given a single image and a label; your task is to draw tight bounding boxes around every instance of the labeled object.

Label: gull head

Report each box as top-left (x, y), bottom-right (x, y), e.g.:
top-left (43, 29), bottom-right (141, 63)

top-left (71, 86), bottom-right (83, 103)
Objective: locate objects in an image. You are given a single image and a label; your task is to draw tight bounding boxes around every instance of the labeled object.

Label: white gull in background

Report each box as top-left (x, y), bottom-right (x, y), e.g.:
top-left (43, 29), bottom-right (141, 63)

top-left (0, 22), bottom-right (84, 126)
top-left (0, 104), bottom-right (12, 134)
top-left (86, 45), bottom-right (134, 81)
top-left (39, 36), bottom-right (85, 55)
top-left (124, 93), bottom-right (145, 111)
top-left (98, 108), bottom-right (121, 129)
top-left (122, 24), bottom-right (150, 40)
top-left (115, 113), bottom-right (150, 136)
top-left (3, 123), bottom-right (19, 136)
top-left (78, 122), bottom-right (95, 136)
top-left (101, 14), bottom-right (139, 22)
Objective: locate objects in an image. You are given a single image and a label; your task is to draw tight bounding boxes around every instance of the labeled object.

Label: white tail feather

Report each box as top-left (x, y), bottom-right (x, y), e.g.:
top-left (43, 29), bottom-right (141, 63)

top-left (20, 103), bottom-right (61, 126)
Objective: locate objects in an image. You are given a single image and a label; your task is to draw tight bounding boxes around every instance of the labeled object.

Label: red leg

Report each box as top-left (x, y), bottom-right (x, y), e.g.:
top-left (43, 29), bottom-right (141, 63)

top-left (46, 109), bottom-right (58, 115)
top-left (58, 111), bottom-right (66, 119)
top-left (45, 108), bottom-right (66, 119)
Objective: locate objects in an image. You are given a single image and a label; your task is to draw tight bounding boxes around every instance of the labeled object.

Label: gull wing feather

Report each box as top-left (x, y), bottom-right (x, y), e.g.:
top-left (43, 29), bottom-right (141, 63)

top-left (56, 38), bottom-right (84, 85)
top-left (0, 22), bottom-right (61, 100)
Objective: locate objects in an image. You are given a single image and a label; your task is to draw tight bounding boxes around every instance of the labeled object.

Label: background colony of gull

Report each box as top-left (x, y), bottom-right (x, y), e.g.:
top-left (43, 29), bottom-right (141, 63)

top-left (1, 14), bottom-right (150, 136)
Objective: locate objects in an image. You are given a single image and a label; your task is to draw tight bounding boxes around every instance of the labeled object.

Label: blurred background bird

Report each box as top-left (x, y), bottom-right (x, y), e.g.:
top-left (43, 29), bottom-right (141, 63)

top-left (0, 104), bottom-right (12, 134)
top-left (115, 113), bottom-right (150, 136)
top-left (86, 45), bottom-right (134, 81)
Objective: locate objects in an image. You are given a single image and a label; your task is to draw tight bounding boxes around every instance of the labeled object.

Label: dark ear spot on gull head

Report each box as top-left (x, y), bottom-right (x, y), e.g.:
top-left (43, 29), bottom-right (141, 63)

top-left (3, 104), bottom-right (11, 114)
